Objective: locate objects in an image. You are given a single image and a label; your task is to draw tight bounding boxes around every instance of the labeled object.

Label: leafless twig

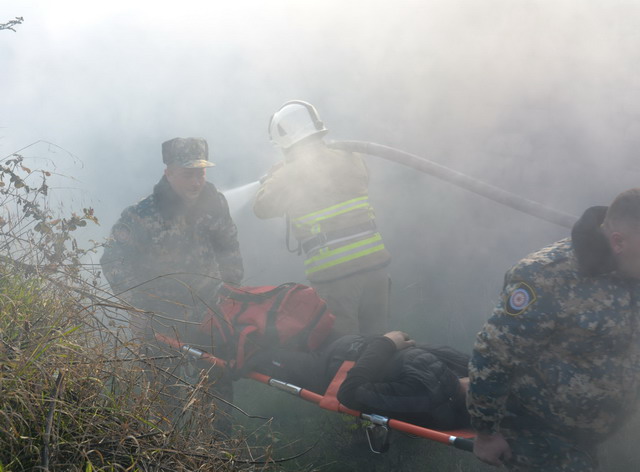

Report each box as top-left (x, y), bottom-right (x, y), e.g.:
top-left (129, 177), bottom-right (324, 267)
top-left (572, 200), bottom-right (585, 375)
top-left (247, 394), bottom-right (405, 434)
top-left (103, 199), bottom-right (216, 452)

top-left (0, 17), bottom-right (24, 32)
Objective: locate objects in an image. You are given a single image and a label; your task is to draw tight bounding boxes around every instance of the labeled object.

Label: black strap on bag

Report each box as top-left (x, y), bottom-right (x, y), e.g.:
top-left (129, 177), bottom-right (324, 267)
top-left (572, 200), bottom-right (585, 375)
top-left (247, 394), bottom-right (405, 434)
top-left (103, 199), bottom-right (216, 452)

top-left (261, 284), bottom-right (330, 351)
top-left (218, 283), bottom-right (294, 304)
top-left (263, 284), bottom-right (296, 346)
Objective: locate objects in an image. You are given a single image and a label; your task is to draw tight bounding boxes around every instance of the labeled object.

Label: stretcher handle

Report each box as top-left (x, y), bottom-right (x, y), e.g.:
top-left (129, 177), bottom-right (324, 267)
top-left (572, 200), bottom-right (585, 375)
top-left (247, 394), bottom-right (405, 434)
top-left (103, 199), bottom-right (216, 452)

top-left (452, 437), bottom-right (474, 452)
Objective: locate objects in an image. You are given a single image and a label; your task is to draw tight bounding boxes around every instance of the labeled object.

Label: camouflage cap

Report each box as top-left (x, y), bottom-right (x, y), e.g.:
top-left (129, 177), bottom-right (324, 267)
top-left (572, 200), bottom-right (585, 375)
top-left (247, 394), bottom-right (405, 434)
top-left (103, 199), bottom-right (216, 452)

top-left (161, 137), bottom-right (215, 168)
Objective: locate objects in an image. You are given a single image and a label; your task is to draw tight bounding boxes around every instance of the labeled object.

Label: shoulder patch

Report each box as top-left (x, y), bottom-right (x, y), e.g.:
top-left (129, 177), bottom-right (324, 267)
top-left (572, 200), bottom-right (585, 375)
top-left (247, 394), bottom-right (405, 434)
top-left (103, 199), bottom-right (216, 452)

top-left (505, 282), bottom-right (537, 316)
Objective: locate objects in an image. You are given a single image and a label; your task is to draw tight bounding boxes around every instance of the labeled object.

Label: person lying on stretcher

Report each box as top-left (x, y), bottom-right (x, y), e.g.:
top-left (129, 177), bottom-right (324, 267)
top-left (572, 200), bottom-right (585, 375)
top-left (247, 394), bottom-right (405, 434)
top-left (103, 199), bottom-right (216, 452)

top-left (246, 331), bottom-right (471, 431)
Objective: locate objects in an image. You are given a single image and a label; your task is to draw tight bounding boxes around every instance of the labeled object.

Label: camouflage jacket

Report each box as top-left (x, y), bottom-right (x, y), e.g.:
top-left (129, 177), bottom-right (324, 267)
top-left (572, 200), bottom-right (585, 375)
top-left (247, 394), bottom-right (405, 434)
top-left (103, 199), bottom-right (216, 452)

top-left (101, 177), bottom-right (244, 321)
top-left (468, 206), bottom-right (640, 442)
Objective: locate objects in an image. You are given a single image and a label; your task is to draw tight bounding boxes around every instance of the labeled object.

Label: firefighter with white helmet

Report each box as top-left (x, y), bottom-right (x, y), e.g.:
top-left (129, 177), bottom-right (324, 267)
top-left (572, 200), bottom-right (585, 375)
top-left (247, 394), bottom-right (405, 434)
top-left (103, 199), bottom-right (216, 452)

top-left (254, 101), bottom-right (392, 336)
top-left (268, 100), bottom-right (328, 149)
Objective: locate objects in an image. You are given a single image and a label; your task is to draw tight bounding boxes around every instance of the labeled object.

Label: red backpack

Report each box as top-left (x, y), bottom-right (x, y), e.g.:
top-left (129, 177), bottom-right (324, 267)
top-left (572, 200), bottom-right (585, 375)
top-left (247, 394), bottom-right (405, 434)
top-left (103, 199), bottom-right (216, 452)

top-left (199, 283), bottom-right (335, 372)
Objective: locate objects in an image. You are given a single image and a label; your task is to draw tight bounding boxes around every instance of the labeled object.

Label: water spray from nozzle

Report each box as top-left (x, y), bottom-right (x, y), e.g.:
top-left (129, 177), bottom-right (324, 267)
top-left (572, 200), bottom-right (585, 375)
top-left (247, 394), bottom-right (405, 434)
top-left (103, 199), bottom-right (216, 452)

top-left (223, 180), bottom-right (260, 214)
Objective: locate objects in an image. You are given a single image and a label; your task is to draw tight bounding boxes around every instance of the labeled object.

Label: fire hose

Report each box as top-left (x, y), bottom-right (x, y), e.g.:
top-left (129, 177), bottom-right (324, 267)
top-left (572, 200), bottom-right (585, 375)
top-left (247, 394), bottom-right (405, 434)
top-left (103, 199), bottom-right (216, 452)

top-left (329, 140), bottom-right (577, 229)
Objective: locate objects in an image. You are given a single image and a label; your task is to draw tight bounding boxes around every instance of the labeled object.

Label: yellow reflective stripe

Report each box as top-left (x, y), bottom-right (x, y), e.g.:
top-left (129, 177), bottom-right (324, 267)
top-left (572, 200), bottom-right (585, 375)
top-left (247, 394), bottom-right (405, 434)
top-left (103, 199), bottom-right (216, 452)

top-left (305, 244), bottom-right (386, 275)
top-left (300, 203), bottom-right (370, 227)
top-left (303, 234), bottom-right (385, 275)
top-left (293, 196), bottom-right (370, 227)
top-left (297, 196), bottom-right (369, 223)
top-left (304, 233), bottom-right (383, 265)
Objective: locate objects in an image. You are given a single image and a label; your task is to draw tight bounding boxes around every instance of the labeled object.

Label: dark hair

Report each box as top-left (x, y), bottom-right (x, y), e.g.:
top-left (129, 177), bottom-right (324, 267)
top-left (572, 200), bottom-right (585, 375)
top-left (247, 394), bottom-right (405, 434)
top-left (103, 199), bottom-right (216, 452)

top-left (415, 344), bottom-right (470, 377)
top-left (604, 188), bottom-right (640, 230)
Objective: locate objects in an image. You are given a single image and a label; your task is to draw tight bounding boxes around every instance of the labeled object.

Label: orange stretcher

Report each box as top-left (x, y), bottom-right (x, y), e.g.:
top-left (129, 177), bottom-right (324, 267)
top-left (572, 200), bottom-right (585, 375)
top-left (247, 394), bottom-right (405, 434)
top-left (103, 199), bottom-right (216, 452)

top-left (155, 333), bottom-right (475, 453)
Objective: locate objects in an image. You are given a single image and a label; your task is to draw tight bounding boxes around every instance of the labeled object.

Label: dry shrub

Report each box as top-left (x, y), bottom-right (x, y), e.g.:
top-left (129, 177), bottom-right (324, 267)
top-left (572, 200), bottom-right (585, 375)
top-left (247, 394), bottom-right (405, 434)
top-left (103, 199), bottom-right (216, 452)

top-left (0, 152), bottom-right (283, 471)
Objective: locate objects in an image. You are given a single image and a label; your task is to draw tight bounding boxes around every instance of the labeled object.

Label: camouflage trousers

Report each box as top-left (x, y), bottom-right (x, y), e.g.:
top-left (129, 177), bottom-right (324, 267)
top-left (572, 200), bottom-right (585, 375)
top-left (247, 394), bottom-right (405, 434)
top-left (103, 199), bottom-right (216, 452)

top-left (502, 427), bottom-right (599, 472)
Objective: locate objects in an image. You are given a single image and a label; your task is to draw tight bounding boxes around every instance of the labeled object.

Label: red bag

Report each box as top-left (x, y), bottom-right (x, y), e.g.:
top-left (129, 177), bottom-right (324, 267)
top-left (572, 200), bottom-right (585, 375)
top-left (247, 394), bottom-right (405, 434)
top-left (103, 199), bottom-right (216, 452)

top-left (199, 283), bottom-right (335, 371)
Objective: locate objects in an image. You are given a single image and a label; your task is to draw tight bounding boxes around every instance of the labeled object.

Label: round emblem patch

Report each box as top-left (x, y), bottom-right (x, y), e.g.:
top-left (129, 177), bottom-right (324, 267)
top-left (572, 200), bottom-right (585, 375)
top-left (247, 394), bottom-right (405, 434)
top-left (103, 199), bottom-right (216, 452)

top-left (505, 282), bottom-right (536, 316)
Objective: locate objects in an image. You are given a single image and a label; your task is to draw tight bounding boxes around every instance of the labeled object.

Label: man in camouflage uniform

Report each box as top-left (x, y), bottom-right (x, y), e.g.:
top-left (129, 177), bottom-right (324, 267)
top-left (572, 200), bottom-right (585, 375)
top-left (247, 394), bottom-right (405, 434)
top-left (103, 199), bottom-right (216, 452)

top-left (467, 188), bottom-right (640, 471)
top-left (101, 137), bottom-right (243, 341)
top-left (101, 137), bottom-right (243, 435)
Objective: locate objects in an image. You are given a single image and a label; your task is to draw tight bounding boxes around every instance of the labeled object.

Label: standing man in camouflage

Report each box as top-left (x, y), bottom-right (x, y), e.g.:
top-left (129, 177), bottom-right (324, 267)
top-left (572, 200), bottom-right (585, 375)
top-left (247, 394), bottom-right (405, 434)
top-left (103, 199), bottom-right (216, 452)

top-left (254, 101), bottom-right (391, 336)
top-left (467, 188), bottom-right (640, 471)
top-left (101, 137), bottom-right (243, 341)
top-left (101, 137), bottom-right (243, 435)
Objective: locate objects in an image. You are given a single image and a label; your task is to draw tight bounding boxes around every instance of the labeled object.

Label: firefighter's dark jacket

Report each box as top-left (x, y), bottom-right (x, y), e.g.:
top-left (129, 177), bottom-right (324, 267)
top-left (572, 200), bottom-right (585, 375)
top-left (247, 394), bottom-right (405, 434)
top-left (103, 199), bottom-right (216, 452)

top-left (249, 335), bottom-right (470, 430)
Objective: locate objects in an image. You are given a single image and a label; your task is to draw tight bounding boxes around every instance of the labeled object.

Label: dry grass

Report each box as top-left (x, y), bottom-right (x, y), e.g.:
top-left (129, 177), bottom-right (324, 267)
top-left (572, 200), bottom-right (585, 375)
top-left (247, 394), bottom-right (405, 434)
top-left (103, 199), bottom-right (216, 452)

top-left (0, 153), bottom-right (286, 471)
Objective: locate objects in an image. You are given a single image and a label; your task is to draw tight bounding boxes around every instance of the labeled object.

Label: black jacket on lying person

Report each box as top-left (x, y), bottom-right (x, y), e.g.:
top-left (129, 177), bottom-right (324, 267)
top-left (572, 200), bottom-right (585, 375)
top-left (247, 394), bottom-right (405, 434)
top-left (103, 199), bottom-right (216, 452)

top-left (248, 334), bottom-right (470, 430)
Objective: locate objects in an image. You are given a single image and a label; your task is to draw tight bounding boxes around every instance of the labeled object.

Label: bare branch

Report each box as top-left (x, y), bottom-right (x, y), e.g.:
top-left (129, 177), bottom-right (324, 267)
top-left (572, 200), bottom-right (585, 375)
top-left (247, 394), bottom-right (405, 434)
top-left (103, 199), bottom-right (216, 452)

top-left (0, 17), bottom-right (24, 33)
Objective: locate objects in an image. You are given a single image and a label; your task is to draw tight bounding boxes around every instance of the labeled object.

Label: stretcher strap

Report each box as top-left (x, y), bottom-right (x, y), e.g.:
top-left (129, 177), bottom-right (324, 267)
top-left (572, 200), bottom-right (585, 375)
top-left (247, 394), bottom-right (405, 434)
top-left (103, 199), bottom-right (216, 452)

top-left (319, 360), bottom-right (355, 411)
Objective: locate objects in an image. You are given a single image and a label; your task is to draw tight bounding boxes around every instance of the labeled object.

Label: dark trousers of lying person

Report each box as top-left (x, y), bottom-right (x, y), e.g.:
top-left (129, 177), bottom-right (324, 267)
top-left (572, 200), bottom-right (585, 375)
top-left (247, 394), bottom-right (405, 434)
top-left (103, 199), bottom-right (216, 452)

top-left (247, 332), bottom-right (471, 431)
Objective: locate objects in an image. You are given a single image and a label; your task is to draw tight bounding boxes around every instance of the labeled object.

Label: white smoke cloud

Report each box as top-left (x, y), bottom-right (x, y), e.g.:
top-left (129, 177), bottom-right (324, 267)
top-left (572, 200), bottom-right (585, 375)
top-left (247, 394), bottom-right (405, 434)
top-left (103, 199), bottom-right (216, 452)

top-left (3, 0), bottom-right (640, 465)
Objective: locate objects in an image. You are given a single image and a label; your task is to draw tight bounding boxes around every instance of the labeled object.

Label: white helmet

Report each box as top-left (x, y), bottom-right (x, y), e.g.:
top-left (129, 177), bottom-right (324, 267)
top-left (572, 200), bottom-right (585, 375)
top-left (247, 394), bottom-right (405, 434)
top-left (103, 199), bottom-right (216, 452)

top-left (268, 100), bottom-right (328, 149)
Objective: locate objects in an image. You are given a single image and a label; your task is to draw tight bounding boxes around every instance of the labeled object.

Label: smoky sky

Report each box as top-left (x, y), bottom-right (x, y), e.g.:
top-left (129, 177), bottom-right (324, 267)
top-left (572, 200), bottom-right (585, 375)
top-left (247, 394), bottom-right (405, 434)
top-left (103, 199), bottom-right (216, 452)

top-left (3, 0), bottom-right (640, 346)
top-left (4, 1), bottom-right (640, 466)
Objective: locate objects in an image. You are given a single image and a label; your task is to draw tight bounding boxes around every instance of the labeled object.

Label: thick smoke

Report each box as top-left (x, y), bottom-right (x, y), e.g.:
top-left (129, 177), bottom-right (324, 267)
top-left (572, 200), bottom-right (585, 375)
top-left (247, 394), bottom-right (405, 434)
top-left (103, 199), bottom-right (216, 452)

top-left (2, 0), bottom-right (640, 467)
